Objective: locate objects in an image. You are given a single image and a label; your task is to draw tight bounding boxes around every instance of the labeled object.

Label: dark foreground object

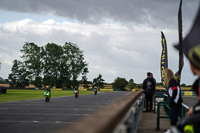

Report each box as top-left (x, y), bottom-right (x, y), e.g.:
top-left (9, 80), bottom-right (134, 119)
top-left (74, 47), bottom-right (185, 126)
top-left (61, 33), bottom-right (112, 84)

top-left (0, 87), bottom-right (7, 94)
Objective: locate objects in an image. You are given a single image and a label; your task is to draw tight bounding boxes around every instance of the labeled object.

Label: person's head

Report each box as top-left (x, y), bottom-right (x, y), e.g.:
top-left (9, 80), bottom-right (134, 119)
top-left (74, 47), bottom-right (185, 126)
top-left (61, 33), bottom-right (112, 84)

top-left (147, 72), bottom-right (151, 77)
top-left (164, 69), bottom-right (177, 87)
top-left (189, 54), bottom-right (200, 78)
top-left (150, 73), bottom-right (153, 78)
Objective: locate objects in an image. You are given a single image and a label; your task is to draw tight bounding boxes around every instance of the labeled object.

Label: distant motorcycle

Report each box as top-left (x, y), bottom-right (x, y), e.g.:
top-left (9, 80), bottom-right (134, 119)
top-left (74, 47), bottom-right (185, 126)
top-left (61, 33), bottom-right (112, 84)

top-left (93, 88), bottom-right (97, 95)
top-left (44, 90), bottom-right (51, 102)
top-left (74, 90), bottom-right (79, 98)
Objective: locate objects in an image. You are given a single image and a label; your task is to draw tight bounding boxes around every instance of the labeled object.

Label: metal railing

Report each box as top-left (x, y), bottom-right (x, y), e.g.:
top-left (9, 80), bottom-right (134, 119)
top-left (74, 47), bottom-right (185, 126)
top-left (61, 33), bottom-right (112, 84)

top-left (113, 92), bottom-right (144, 133)
top-left (56, 91), bottom-right (144, 133)
top-left (154, 91), bottom-right (190, 130)
top-left (179, 103), bottom-right (189, 119)
top-left (157, 101), bottom-right (170, 130)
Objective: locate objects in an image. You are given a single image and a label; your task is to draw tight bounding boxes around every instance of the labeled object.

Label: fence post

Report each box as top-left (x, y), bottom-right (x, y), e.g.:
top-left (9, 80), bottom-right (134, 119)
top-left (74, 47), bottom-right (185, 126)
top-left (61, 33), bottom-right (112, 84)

top-left (157, 101), bottom-right (160, 130)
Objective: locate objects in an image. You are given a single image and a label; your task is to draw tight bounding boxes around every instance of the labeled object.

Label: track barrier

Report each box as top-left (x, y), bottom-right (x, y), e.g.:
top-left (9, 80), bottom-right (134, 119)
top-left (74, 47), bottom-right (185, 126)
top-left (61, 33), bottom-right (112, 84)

top-left (154, 91), bottom-right (190, 130)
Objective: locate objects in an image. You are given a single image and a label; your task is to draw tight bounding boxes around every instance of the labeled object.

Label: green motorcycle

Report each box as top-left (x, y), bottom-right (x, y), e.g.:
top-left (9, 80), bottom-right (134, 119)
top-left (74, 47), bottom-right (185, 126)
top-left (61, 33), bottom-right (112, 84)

top-left (44, 90), bottom-right (51, 102)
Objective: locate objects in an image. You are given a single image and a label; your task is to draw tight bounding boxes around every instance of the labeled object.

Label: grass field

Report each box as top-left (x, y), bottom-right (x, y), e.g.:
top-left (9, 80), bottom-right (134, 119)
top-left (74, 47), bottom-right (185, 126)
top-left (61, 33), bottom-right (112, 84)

top-left (0, 89), bottom-right (94, 103)
top-left (0, 86), bottom-right (192, 103)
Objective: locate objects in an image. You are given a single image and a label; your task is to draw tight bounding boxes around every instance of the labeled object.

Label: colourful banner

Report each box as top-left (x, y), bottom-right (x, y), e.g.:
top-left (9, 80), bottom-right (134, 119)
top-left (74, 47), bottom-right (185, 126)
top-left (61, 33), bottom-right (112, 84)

top-left (175, 0), bottom-right (184, 85)
top-left (161, 31), bottom-right (168, 87)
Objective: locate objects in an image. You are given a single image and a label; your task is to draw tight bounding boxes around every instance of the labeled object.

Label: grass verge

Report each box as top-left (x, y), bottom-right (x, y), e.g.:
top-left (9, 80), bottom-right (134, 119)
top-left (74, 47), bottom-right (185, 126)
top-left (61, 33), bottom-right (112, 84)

top-left (0, 89), bottom-right (94, 103)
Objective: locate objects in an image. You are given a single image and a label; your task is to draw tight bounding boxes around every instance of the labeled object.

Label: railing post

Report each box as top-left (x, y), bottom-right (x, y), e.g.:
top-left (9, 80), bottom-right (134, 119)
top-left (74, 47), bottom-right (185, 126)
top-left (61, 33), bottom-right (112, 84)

top-left (180, 103), bottom-right (189, 119)
top-left (154, 96), bottom-right (156, 114)
top-left (183, 107), bottom-right (185, 118)
top-left (181, 106), bottom-right (184, 118)
top-left (157, 101), bottom-right (160, 130)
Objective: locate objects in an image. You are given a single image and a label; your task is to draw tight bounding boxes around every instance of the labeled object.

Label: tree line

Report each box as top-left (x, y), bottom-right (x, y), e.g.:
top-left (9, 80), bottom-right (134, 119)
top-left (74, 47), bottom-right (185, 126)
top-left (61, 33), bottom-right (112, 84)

top-left (8, 42), bottom-right (88, 89)
top-left (1, 41), bottom-right (192, 90)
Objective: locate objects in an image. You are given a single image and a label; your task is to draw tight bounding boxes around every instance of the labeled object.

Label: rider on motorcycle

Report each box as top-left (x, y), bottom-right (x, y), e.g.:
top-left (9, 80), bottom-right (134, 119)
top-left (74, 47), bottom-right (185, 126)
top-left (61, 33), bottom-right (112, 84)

top-left (93, 86), bottom-right (97, 91)
top-left (74, 86), bottom-right (79, 95)
top-left (44, 86), bottom-right (51, 97)
top-left (93, 86), bottom-right (98, 95)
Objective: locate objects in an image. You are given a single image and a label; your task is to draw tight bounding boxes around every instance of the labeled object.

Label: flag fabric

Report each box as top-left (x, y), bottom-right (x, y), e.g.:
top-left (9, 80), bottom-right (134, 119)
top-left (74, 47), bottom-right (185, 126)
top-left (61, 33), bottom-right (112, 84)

top-left (161, 31), bottom-right (168, 87)
top-left (174, 2), bottom-right (200, 69)
top-left (175, 0), bottom-right (184, 85)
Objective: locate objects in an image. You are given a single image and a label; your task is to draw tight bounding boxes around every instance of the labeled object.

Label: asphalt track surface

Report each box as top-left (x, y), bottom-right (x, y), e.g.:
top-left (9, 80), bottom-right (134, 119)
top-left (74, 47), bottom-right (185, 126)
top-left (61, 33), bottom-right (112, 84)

top-left (182, 96), bottom-right (199, 107)
top-left (0, 91), bottom-right (130, 133)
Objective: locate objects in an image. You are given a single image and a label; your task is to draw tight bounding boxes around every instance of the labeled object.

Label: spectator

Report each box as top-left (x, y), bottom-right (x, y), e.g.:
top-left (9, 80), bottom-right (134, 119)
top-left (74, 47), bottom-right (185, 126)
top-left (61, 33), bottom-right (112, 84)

top-left (143, 72), bottom-right (155, 112)
top-left (164, 69), bottom-right (183, 133)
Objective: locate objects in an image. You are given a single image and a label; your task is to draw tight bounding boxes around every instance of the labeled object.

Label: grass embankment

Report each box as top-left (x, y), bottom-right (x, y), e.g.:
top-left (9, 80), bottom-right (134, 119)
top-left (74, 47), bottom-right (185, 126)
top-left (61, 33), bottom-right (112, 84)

top-left (0, 89), bottom-right (94, 103)
top-left (0, 86), bottom-right (191, 103)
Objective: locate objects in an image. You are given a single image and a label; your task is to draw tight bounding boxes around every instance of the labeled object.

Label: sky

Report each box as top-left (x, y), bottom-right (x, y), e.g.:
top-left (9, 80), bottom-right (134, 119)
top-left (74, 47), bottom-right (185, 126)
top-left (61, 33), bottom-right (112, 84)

top-left (0, 0), bottom-right (199, 85)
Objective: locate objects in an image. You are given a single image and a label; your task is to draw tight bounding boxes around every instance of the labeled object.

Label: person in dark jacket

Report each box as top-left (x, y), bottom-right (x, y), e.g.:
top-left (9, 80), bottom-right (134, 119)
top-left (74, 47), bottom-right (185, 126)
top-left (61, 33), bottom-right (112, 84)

top-left (164, 69), bottom-right (183, 133)
top-left (187, 68), bottom-right (200, 116)
top-left (173, 64), bottom-right (200, 133)
top-left (174, 77), bottom-right (200, 133)
top-left (143, 72), bottom-right (155, 112)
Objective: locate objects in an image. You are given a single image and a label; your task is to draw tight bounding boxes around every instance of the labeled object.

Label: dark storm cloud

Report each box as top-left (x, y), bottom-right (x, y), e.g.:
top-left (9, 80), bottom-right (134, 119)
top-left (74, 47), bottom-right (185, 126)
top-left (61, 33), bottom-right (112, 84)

top-left (0, 0), bottom-right (198, 28)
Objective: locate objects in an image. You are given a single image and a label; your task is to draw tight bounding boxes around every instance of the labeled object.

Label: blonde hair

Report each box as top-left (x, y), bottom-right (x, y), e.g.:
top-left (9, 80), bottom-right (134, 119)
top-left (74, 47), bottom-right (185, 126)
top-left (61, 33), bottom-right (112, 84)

top-left (164, 68), bottom-right (177, 87)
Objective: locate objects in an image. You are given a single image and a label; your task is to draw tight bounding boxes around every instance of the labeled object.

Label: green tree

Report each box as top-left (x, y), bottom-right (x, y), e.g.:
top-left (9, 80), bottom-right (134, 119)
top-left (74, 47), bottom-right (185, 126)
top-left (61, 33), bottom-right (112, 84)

top-left (41, 43), bottom-right (63, 87)
top-left (34, 77), bottom-right (43, 88)
top-left (136, 84), bottom-right (142, 89)
top-left (0, 78), bottom-right (9, 84)
top-left (180, 83), bottom-right (186, 87)
top-left (8, 60), bottom-right (30, 88)
top-left (0, 77), bottom-right (3, 83)
top-left (8, 42), bottom-right (88, 89)
top-left (8, 60), bottom-right (21, 87)
top-left (20, 42), bottom-right (42, 87)
top-left (93, 74), bottom-right (105, 89)
top-left (82, 68), bottom-right (89, 89)
top-left (60, 68), bottom-right (70, 88)
top-left (112, 77), bottom-right (128, 91)
top-left (62, 42), bottom-right (88, 88)
top-left (127, 79), bottom-right (135, 91)
top-left (156, 82), bottom-right (162, 86)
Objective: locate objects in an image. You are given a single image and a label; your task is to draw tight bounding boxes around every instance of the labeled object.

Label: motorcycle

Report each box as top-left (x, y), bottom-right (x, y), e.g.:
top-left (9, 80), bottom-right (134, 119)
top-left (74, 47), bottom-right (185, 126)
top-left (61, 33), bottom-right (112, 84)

top-left (94, 89), bottom-right (97, 95)
top-left (74, 90), bottom-right (79, 98)
top-left (44, 90), bottom-right (51, 102)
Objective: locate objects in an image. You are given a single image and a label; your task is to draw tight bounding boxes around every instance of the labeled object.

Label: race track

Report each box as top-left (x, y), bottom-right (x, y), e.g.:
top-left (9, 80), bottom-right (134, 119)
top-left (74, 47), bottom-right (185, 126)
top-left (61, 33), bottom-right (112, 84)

top-left (183, 96), bottom-right (198, 107)
top-left (0, 91), bottom-right (130, 133)
top-left (1, 91), bottom-right (198, 133)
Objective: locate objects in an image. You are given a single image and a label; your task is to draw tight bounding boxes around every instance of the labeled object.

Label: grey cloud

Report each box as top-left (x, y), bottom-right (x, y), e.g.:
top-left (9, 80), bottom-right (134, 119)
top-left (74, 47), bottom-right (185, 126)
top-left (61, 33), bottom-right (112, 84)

top-left (0, 14), bottom-right (197, 84)
top-left (0, 0), bottom-right (198, 29)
